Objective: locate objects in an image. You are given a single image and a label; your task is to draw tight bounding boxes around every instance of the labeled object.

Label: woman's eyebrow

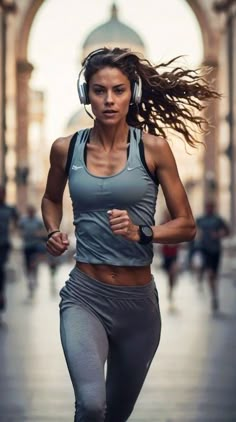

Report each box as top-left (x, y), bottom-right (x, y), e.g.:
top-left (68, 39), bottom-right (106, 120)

top-left (92, 83), bottom-right (126, 88)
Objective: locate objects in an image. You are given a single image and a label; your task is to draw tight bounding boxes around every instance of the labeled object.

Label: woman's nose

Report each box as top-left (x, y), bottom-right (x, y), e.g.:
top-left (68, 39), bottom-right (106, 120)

top-left (105, 91), bottom-right (114, 104)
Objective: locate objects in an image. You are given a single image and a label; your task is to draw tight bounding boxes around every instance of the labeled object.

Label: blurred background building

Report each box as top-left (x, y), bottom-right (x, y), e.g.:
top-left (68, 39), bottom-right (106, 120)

top-left (0, 0), bottom-right (235, 233)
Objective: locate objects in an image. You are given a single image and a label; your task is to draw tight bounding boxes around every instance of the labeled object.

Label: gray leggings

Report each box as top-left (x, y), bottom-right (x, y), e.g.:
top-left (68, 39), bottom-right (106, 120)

top-left (59, 267), bottom-right (161, 422)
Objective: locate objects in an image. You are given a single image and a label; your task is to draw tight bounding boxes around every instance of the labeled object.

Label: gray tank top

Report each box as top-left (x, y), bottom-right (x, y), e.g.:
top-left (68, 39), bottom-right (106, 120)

top-left (68, 126), bottom-right (158, 266)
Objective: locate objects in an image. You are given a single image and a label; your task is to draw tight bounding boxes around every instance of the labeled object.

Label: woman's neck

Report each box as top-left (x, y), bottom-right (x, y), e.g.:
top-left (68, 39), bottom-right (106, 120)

top-left (91, 121), bottom-right (129, 151)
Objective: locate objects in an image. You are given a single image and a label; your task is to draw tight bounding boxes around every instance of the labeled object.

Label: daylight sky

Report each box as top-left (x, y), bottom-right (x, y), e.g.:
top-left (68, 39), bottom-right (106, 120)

top-left (28, 0), bottom-right (204, 141)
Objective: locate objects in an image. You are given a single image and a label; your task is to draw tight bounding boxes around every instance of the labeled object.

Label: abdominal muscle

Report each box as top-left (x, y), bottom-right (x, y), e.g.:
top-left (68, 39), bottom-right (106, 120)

top-left (76, 262), bottom-right (152, 286)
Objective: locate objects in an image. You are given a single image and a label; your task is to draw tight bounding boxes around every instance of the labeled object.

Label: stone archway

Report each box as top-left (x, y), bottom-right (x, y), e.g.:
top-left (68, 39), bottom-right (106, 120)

top-left (15, 0), bottom-right (220, 207)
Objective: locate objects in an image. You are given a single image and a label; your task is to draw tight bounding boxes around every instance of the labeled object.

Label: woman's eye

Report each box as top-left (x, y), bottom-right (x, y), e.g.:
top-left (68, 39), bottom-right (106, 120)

top-left (94, 88), bottom-right (104, 95)
top-left (115, 88), bottom-right (124, 94)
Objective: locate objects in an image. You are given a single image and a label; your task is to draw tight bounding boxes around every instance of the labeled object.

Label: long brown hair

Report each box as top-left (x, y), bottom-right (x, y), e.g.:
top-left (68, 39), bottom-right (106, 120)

top-left (83, 47), bottom-right (220, 147)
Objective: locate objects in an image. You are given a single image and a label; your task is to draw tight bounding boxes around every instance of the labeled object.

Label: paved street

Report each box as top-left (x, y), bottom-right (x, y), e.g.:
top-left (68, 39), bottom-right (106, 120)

top-left (0, 249), bottom-right (236, 422)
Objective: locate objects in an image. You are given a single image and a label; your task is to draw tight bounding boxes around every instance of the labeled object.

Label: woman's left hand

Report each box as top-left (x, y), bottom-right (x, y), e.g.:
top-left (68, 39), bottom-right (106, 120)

top-left (107, 209), bottom-right (140, 242)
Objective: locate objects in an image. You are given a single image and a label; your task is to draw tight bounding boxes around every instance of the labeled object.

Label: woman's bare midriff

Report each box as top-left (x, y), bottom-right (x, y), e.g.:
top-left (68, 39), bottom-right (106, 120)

top-left (76, 262), bottom-right (152, 286)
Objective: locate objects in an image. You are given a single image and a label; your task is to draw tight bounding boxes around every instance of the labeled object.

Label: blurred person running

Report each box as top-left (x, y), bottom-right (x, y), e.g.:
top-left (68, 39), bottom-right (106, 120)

top-left (19, 205), bottom-right (46, 298)
top-left (160, 210), bottom-right (180, 303)
top-left (196, 201), bottom-right (230, 312)
top-left (161, 244), bottom-right (180, 303)
top-left (0, 185), bottom-right (18, 321)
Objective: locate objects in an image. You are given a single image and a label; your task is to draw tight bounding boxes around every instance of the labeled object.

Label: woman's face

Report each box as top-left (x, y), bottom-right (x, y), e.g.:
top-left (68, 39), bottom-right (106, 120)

top-left (88, 66), bottom-right (132, 125)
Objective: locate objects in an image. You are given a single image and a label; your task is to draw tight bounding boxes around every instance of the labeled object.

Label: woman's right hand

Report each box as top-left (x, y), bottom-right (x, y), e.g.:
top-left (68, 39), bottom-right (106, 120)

top-left (46, 231), bottom-right (70, 256)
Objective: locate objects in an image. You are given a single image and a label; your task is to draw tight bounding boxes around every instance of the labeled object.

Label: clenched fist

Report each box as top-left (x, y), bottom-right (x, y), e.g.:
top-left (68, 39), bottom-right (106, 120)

top-left (107, 209), bottom-right (140, 242)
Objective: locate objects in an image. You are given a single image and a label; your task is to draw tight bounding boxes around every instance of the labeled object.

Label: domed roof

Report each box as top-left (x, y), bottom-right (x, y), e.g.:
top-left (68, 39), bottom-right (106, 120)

top-left (82, 3), bottom-right (145, 49)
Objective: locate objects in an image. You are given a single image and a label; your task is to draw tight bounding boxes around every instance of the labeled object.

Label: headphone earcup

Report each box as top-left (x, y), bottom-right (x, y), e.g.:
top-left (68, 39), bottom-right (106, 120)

top-left (131, 82), bottom-right (138, 104)
top-left (77, 80), bottom-right (90, 105)
top-left (77, 48), bottom-right (106, 106)
top-left (131, 76), bottom-right (142, 105)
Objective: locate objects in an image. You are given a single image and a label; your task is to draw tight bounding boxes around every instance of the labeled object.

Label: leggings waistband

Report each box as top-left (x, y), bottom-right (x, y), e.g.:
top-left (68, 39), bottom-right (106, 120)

top-left (68, 266), bottom-right (156, 300)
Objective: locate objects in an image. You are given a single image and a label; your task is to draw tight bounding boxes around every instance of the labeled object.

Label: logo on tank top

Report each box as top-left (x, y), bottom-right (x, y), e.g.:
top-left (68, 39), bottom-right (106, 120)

top-left (72, 165), bottom-right (83, 170)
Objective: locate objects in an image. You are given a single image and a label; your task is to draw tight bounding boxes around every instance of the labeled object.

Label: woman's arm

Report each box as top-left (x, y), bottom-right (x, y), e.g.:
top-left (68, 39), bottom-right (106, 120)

top-left (151, 135), bottom-right (196, 243)
top-left (108, 135), bottom-right (196, 244)
top-left (41, 136), bottom-right (70, 255)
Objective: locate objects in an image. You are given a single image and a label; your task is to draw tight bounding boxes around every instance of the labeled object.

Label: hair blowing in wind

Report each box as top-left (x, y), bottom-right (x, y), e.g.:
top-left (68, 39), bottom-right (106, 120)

top-left (84, 47), bottom-right (221, 147)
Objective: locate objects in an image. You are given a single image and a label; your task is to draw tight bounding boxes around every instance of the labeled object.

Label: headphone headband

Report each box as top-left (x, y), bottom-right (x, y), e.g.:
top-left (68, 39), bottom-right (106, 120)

top-left (82, 48), bottom-right (107, 67)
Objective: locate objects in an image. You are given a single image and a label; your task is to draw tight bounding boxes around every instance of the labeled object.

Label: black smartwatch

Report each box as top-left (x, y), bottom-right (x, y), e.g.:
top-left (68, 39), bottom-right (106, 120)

top-left (138, 225), bottom-right (153, 245)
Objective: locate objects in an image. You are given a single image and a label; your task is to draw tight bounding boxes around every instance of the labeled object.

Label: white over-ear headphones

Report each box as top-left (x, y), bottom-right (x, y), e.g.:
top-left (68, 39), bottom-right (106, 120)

top-left (77, 49), bottom-right (142, 105)
top-left (131, 74), bottom-right (142, 105)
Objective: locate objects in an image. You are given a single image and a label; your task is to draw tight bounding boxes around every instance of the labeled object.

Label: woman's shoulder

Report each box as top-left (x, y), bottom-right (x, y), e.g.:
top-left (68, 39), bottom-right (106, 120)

top-left (51, 133), bottom-right (75, 150)
top-left (49, 133), bottom-right (79, 169)
top-left (141, 132), bottom-right (176, 169)
top-left (142, 132), bottom-right (172, 155)
top-left (51, 133), bottom-right (78, 157)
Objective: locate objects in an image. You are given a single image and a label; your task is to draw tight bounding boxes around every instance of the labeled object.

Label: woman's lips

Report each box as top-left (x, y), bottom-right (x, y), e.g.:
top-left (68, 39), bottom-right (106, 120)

top-left (103, 110), bottom-right (117, 114)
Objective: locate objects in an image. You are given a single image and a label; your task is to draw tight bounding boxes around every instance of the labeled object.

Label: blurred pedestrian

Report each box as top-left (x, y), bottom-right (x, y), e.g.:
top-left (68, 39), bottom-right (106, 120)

top-left (160, 211), bottom-right (180, 303)
top-left (161, 243), bottom-right (180, 303)
top-left (187, 237), bottom-right (204, 286)
top-left (19, 205), bottom-right (46, 298)
top-left (196, 201), bottom-right (229, 311)
top-left (42, 47), bottom-right (219, 421)
top-left (0, 185), bottom-right (18, 321)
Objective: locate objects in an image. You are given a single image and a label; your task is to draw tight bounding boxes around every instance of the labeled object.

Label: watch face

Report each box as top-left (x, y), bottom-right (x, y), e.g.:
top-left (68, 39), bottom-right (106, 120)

top-left (139, 225), bottom-right (153, 244)
top-left (142, 226), bottom-right (153, 237)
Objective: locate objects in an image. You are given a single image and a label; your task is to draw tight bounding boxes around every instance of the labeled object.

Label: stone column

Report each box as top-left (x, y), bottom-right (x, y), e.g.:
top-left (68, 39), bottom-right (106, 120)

top-left (213, 0), bottom-right (236, 232)
top-left (0, 5), bottom-right (7, 186)
top-left (16, 59), bottom-right (33, 211)
top-left (228, 6), bottom-right (236, 234)
top-left (202, 59), bottom-right (220, 205)
top-left (232, 9), bottom-right (236, 234)
top-left (0, 1), bottom-right (16, 187)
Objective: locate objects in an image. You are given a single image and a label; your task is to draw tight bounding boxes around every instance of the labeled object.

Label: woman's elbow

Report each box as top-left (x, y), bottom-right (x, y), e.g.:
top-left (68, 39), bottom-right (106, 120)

top-left (187, 220), bottom-right (197, 241)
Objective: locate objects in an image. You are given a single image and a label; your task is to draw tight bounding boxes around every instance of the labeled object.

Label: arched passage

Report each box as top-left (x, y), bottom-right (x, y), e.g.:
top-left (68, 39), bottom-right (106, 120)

top-left (15, 0), bottom-right (220, 207)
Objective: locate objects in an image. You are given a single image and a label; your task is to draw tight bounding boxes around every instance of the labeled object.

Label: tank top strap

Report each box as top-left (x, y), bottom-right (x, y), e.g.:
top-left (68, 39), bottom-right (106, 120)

top-left (128, 127), bottom-right (142, 168)
top-left (71, 128), bottom-right (90, 167)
